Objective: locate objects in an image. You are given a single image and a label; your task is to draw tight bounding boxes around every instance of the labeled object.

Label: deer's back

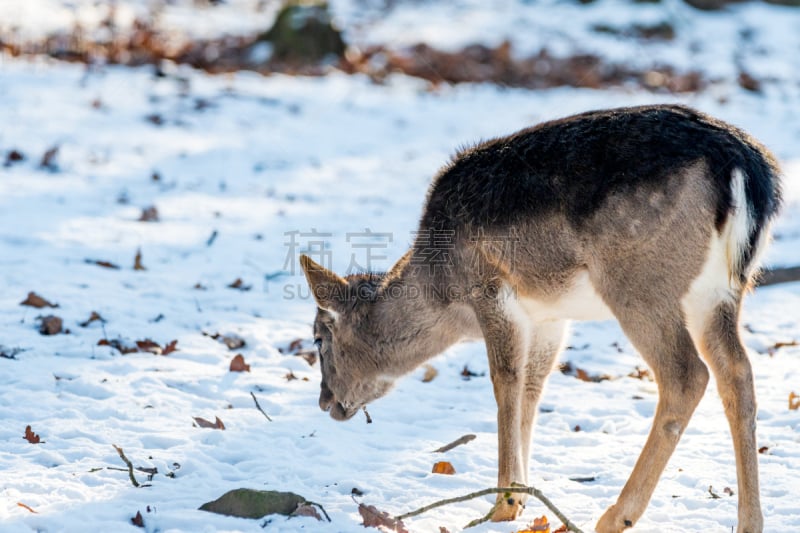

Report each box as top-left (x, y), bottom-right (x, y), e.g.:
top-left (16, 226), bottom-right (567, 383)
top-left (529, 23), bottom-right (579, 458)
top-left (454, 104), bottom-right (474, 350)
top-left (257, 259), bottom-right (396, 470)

top-left (421, 104), bottom-right (779, 235)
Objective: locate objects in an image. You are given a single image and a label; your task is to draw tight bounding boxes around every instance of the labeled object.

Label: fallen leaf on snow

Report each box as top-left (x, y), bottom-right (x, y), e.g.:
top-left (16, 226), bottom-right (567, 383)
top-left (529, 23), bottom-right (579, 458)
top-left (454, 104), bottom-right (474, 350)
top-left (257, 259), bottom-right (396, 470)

top-left (230, 354), bottom-right (250, 372)
top-left (133, 249), bottom-right (146, 271)
top-left (461, 365), bottom-right (485, 380)
top-left (38, 315), bottom-right (63, 335)
top-left (431, 461), bottom-right (456, 475)
top-left (358, 503), bottom-right (409, 533)
top-left (138, 206), bottom-right (159, 222)
top-left (5, 149), bottom-right (25, 166)
top-left (422, 364), bottom-right (438, 382)
top-left (131, 511), bottom-right (144, 528)
top-left (23, 425), bottom-right (41, 444)
top-left (79, 311), bottom-right (105, 327)
top-left (227, 278), bottom-right (252, 291)
top-left (97, 338), bottom-right (138, 354)
top-left (790, 392), bottom-right (800, 411)
top-left (40, 145), bottom-right (59, 171)
top-left (194, 416), bottom-right (225, 430)
top-left (290, 502), bottom-right (323, 521)
top-left (20, 291), bottom-right (58, 308)
top-left (204, 331), bottom-right (246, 350)
top-left (162, 340), bottom-right (179, 355)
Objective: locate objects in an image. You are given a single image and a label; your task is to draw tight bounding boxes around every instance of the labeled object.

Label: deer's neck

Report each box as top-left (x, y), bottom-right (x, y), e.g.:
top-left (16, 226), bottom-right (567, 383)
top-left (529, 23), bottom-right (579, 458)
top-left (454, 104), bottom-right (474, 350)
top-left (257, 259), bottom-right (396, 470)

top-left (373, 252), bottom-right (480, 376)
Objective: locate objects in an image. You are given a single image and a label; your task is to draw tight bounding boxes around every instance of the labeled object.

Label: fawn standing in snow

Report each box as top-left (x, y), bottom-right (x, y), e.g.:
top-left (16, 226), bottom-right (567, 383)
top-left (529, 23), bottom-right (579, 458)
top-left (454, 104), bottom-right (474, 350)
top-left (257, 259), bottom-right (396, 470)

top-left (300, 104), bottom-right (781, 532)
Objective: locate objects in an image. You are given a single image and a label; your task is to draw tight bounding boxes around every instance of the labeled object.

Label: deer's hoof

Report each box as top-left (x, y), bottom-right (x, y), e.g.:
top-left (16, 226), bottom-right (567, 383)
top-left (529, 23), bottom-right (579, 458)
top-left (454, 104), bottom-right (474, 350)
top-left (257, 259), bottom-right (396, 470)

top-left (595, 505), bottom-right (634, 533)
top-left (490, 494), bottom-right (523, 522)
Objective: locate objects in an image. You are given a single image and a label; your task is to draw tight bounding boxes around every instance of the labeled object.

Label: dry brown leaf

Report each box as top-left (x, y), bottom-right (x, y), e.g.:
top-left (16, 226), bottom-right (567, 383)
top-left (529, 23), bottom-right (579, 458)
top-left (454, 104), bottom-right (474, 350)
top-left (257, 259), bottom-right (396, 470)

top-left (553, 525), bottom-right (568, 533)
top-left (422, 364), bottom-right (438, 383)
top-left (230, 354), bottom-right (250, 372)
top-left (5, 149), bottom-right (25, 166)
top-left (204, 332), bottom-right (246, 350)
top-left (790, 392), bottom-right (800, 411)
top-left (97, 338), bottom-right (138, 354)
top-left (431, 461), bottom-right (456, 475)
top-left (285, 370), bottom-right (298, 381)
top-left (627, 367), bottom-right (651, 380)
top-left (39, 315), bottom-right (63, 335)
top-left (23, 425), bottom-right (41, 444)
top-left (133, 249), bottom-right (146, 271)
top-left (295, 350), bottom-right (317, 366)
top-left (138, 206), bottom-right (159, 222)
top-left (20, 291), bottom-right (58, 308)
top-left (17, 502), bottom-right (37, 513)
top-left (287, 338), bottom-right (303, 353)
top-left (194, 416), bottom-right (225, 430)
top-left (290, 502), bottom-right (323, 521)
top-left (136, 339), bottom-right (162, 354)
top-left (439, 528), bottom-right (451, 533)
top-left (162, 340), bottom-right (179, 355)
top-left (131, 510), bottom-right (145, 527)
top-left (227, 278), bottom-right (252, 291)
top-left (759, 446), bottom-right (769, 454)
top-left (40, 145), bottom-right (59, 171)
top-left (575, 367), bottom-right (612, 383)
top-left (79, 311), bottom-right (105, 327)
top-left (358, 503), bottom-right (409, 533)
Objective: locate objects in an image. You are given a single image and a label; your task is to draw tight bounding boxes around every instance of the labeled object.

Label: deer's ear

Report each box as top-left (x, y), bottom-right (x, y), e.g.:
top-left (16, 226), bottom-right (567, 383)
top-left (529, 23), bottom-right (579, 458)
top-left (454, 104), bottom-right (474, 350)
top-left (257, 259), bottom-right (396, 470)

top-left (299, 254), bottom-right (348, 313)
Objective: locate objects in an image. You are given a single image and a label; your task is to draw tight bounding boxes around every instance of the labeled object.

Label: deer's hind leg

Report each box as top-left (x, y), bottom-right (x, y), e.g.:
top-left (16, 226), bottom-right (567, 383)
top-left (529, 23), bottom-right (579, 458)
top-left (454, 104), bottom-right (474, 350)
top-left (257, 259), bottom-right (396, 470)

top-left (684, 281), bottom-right (763, 533)
top-left (593, 275), bottom-right (710, 533)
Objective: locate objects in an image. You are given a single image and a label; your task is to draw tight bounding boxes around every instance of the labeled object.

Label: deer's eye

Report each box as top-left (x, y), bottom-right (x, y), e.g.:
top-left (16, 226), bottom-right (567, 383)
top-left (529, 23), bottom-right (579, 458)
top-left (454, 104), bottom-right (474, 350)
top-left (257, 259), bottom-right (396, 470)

top-left (314, 338), bottom-right (323, 350)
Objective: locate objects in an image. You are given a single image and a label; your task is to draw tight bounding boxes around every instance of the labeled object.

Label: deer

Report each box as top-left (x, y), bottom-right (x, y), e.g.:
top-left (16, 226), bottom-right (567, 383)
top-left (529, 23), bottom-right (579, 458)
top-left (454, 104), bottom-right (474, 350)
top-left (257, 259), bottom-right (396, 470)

top-left (298, 104), bottom-right (782, 532)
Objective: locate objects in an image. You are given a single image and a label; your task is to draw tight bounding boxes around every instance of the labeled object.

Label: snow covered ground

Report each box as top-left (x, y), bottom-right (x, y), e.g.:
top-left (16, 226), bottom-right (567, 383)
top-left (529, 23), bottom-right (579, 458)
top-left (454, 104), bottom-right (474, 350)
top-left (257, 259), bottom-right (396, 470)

top-left (1, 3), bottom-right (800, 533)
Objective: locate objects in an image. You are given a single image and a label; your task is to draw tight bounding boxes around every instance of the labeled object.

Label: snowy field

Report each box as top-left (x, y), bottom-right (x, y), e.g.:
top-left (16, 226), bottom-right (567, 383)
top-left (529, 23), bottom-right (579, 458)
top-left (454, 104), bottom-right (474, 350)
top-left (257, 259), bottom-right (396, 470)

top-left (1, 2), bottom-right (800, 533)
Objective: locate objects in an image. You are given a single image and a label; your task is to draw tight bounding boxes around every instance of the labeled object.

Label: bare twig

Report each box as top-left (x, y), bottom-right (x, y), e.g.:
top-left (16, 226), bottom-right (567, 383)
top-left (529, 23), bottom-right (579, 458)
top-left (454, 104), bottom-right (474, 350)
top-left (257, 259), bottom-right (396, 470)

top-left (433, 434), bottom-right (476, 453)
top-left (250, 391), bottom-right (273, 421)
top-left (396, 485), bottom-right (584, 533)
top-left (757, 266), bottom-right (800, 287)
top-left (112, 444), bottom-right (140, 488)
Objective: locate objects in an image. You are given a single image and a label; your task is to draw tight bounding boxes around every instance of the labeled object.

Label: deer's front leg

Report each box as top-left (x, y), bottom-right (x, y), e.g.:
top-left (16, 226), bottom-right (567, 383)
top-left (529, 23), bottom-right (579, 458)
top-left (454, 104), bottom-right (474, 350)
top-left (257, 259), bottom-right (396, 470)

top-left (473, 290), bottom-right (529, 522)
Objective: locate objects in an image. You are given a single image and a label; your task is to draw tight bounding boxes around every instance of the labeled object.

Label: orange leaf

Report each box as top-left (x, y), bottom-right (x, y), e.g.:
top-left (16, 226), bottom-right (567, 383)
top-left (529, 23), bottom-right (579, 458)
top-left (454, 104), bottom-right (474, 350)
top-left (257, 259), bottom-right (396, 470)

top-left (431, 461), bottom-right (456, 475)
top-left (23, 425), bottom-right (41, 444)
top-left (518, 515), bottom-right (550, 533)
top-left (17, 502), bottom-right (37, 513)
top-left (194, 416), bottom-right (225, 430)
top-left (229, 354), bottom-right (250, 372)
top-left (790, 392), bottom-right (800, 410)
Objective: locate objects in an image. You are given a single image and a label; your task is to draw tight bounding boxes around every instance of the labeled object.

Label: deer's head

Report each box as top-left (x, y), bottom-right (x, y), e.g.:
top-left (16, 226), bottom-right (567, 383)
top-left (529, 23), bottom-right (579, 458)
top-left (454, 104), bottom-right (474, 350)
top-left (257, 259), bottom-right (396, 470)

top-left (299, 255), bottom-right (396, 421)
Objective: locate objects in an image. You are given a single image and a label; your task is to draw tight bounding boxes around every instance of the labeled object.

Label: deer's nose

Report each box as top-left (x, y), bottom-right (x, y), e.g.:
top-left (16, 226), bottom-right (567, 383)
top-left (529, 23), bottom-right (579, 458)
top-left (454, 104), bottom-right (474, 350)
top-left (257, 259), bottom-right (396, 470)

top-left (319, 384), bottom-right (334, 411)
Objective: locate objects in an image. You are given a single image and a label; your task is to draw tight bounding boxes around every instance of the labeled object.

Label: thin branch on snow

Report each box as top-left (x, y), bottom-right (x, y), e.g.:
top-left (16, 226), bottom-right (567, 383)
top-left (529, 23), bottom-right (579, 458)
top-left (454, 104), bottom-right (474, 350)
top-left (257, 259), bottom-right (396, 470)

top-left (396, 485), bottom-right (584, 533)
top-left (432, 433), bottom-right (476, 453)
top-left (112, 444), bottom-right (142, 488)
top-left (250, 391), bottom-right (273, 422)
